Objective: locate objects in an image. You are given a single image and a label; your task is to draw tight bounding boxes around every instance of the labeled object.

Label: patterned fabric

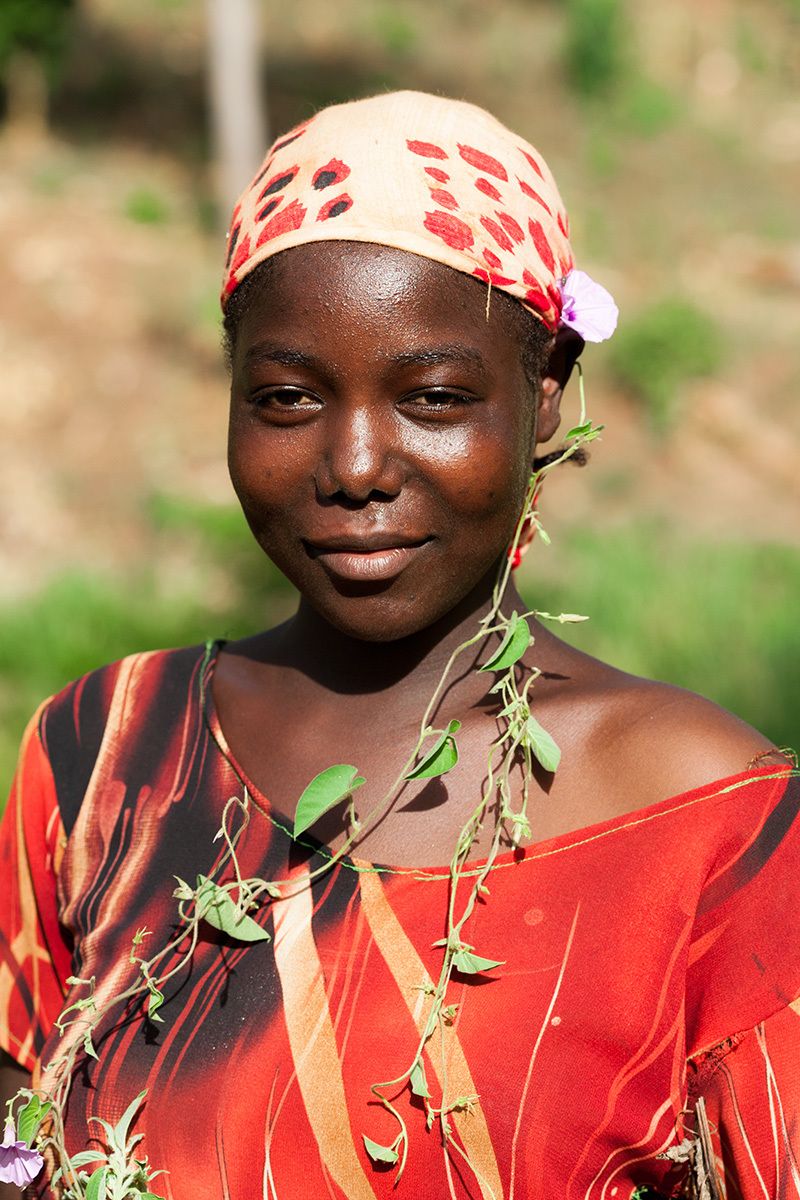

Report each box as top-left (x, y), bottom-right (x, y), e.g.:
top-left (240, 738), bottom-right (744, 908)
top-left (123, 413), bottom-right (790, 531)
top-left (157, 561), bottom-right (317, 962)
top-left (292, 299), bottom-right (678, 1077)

top-left (1, 645), bottom-right (799, 1199)
top-left (222, 91), bottom-right (574, 332)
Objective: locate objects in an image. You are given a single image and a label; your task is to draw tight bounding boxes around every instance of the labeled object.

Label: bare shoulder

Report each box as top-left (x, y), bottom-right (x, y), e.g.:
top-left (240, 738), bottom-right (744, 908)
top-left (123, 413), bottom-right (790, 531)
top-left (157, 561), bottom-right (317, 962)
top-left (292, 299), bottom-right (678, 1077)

top-left (590, 669), bottom-right (783, 805)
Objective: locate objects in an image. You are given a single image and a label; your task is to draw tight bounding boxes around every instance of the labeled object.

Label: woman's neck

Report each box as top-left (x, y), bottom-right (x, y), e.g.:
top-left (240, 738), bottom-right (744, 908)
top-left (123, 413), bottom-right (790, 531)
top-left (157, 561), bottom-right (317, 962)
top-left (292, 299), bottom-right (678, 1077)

top-left (267, 573), bottom-right (531, 699)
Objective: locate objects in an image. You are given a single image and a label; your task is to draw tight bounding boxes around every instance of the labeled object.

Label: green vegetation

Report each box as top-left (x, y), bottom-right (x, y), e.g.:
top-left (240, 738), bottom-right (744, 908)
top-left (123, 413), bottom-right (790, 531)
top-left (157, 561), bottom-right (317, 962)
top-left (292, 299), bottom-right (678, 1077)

top-left (526, 524), bottom-right (800, 753)
top-left (124, 186), bottom-right (170, 225)
top-left (369, 4), bottom-right (418, 57)
top-left (617, 78), bottom-right (680, 137)
top-left (563, 0), bottom-right (628, 98)
top-left (608, 298), bottom-right (724, 433)
top-left (1, 511), bottom-right (796, 801)
top-left (0, 0), bottom-right (74, 77)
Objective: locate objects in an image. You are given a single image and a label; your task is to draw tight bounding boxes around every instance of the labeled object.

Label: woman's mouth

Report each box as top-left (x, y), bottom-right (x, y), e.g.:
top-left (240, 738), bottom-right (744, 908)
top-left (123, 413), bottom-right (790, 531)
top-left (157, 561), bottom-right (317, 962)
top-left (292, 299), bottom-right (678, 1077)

top-left (304, 536), bottom-right (432, 583)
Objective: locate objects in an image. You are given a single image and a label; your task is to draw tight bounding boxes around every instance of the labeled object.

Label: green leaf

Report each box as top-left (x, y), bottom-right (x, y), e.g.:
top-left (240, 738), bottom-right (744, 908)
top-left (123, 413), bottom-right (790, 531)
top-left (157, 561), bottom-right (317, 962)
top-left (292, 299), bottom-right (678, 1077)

top-left (524, 715), bottom-right (561, 773)
top-left (113, 1090), bottom-right (147, 1149)
top-left (451, 948), bottom-right (504, 975)
top-left (90, 1117), bottom-right (116, 1146)
top-left (480, 615), bottom-right (531, 672)
top-left (16, 1096), bottom-right (51, 1146)
top-left (406, 720), bottom-right (461, 781)
top-left (146, 985), bottom-right (165, 1023)
top-left (565, 420), bottom-right (593, 439)
top-left (582, 423), bottom-right (604, 442)
top-left (409, 1060), bottom-right (430, 1098)
top-left (196, 876), bottom-right (271, 943)
top-left (293, 765), bottom-right (366, 837)
top-left (83, 1031), bottom-right (99, 1061)
top-left (51, 1150), bottom-right (105, 1186)
top-left (84, 1167), bottom-right (108, 1200)
top-left (363, 1135), bottom-right (399, 1165)
top-left (172, 876), bottom-right (194, 901)
top-left (66, 1151), bottom-right (103, 1169)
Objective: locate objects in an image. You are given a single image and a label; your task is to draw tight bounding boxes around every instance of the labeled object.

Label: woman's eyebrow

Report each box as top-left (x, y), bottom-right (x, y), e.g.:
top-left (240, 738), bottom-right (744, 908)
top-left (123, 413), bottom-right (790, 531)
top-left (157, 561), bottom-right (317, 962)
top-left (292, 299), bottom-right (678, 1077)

top-left (243, 343), bottom-right (488, 372)
top-left (244, 344), bottom-right (318, 369)
top-left (392, 346), bottom-right (486, 370)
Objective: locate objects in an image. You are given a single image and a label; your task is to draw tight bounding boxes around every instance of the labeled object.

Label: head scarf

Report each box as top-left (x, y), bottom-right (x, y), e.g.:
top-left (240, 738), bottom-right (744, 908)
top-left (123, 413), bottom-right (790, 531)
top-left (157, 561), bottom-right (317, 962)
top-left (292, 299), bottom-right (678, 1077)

top-left (220, 90), bottom-right (605, 336)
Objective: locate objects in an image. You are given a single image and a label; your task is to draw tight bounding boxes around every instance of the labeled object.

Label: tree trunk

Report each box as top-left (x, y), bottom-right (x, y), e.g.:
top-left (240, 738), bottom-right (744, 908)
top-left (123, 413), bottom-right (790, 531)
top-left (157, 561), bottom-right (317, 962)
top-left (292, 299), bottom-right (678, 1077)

top-left (205, 0), bottom-right (267, 226)
top-left (3, 50), bottom-right (49, 140)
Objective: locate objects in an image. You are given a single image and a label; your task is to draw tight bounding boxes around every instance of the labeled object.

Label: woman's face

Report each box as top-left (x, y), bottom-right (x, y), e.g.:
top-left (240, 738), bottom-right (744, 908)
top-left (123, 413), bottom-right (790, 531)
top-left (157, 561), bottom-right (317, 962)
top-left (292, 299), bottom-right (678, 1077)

top-left (227, 242), bottom-right (553, 642)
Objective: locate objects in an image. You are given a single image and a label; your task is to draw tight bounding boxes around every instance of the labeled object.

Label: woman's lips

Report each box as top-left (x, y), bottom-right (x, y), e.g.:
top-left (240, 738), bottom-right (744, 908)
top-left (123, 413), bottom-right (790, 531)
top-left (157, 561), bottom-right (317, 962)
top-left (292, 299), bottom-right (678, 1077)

top-left (307, 541), bottom-right (430, 583)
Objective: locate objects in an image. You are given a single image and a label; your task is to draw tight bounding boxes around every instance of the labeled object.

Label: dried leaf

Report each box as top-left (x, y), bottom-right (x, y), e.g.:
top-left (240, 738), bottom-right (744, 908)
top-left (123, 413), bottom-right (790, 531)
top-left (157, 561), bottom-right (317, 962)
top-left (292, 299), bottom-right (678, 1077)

top-left (694, 1097), bottom-right (723, 1200)
top-left (536, 611), bottom-right (589, 624)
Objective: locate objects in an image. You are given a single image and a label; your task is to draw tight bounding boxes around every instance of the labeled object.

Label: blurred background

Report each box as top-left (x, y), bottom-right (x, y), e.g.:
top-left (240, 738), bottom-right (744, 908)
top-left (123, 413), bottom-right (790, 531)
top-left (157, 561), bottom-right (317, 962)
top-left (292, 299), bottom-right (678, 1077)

top-left (0, 0), bottom-right (798, 792)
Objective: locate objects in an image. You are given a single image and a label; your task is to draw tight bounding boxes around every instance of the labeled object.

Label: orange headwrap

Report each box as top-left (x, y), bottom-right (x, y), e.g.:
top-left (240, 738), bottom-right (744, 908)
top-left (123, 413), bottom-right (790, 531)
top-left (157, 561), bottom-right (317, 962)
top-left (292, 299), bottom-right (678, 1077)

top-left (221, 90), bottom-right (576, 333)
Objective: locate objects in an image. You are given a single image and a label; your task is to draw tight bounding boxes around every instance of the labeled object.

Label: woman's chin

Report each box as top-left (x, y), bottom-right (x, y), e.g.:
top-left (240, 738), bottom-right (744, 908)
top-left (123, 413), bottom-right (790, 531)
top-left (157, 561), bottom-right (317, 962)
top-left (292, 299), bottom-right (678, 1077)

top-left (301, 570), bottom-right (506, 645)
top-left (308, 597), bottom-right (441, 644)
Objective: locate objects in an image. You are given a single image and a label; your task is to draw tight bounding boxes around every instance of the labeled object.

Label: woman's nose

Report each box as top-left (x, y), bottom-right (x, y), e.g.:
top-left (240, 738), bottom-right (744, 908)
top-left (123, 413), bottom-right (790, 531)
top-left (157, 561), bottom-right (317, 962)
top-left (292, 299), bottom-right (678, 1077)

top-left (315, 404), bottom-right (405, 502)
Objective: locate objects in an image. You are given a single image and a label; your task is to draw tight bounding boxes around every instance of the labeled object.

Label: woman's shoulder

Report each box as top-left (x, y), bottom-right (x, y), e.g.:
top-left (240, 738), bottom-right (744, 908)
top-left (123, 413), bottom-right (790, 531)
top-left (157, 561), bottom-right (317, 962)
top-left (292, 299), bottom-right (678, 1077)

top-left (544, 640), bottom-right (790, 823)
top-left (39, 642), bottom-right (212, 731)
top-left (33, 643), bottom-right (213, 830)
top-left (593, 667), bottom-right (786, 807)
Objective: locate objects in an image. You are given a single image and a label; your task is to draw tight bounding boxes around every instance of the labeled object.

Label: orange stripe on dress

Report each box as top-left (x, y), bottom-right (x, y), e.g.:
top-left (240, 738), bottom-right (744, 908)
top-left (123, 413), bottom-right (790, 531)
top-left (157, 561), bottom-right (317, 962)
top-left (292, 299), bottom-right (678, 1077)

top-left (358, 871), bottom-right (504, 1200)
top-left (272, 867), bottom-right (378, 1200)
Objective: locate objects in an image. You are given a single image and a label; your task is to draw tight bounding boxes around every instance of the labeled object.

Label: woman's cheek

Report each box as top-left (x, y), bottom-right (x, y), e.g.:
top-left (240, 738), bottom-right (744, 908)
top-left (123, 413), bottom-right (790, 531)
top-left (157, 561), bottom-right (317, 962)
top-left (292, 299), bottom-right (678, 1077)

top-left (439, 431), bottom-right (527, 526)
top-left (229, 425), bottom-right (310, 510)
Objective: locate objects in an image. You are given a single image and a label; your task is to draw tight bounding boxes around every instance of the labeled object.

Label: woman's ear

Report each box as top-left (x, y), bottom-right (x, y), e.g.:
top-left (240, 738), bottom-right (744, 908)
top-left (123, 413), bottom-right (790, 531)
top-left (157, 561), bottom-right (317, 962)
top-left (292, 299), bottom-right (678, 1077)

top-left (536, 327), bottom-right (585, 444)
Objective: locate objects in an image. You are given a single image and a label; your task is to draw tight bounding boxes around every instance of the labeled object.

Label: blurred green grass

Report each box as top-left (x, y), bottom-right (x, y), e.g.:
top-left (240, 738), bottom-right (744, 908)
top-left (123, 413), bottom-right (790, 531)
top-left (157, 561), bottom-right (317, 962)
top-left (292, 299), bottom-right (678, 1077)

top-left (1, 504), bottom-right (797, 802)
top-left (524, 524), bottom-right (800, 752)
top-left (608, 297), bottom-right (725, 433)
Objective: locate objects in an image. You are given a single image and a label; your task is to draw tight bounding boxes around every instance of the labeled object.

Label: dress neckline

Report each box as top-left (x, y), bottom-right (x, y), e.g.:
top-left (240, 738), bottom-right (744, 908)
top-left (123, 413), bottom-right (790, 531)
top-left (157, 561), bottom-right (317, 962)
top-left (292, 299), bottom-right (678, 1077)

top-left (199, 639), bottom-right (792, 877)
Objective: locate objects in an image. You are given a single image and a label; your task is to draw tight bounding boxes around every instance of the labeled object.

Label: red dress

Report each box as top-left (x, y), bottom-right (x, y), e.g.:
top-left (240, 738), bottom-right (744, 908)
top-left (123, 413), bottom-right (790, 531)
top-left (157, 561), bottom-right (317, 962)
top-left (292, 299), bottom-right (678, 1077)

top-left (1, 644), bottom-right (799, 1199)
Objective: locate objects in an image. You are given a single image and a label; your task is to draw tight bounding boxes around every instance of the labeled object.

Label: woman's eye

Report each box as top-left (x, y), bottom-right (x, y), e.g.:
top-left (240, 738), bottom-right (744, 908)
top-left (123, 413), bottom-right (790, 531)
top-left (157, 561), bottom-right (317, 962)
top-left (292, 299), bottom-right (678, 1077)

top-left (250, 389), bottom-right (320, 412)
top-left (404, 390), bottom-right (474, 412)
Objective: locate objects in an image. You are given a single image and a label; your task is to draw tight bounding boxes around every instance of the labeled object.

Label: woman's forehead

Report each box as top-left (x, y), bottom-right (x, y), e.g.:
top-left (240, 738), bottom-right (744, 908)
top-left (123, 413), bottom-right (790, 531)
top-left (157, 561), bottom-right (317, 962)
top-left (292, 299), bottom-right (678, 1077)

top-left (238, 241), bottom-right (528, 347)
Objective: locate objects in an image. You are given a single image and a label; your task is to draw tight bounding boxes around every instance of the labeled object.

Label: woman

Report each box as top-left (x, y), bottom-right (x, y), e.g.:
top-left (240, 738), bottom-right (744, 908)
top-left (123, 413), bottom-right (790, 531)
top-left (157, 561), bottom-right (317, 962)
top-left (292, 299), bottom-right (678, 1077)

top-left (1, 91), bottom-right (797, 1199)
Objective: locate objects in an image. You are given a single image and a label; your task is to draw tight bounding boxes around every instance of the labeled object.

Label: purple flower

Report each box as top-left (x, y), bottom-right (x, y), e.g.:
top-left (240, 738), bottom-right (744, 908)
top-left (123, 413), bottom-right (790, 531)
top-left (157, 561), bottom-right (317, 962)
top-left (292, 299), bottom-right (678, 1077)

top-left (0, 1118), bottom-right (44, 1187)
top-left (559, 269), bottom-right (619, 343)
